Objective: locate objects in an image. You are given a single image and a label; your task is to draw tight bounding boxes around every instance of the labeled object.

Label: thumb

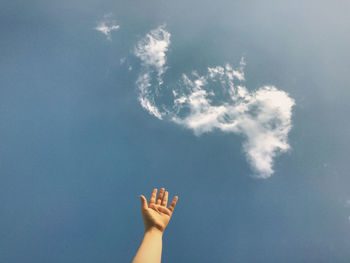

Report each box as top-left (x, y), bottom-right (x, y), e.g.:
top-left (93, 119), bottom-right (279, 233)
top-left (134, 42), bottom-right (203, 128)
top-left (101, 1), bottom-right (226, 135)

top-left (140, 195), bottom-right (148, 210)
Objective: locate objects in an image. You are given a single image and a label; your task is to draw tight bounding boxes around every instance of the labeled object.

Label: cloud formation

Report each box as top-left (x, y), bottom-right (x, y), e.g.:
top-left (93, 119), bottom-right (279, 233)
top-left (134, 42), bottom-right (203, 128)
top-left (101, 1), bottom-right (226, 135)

top-left (135, 26), bottom-right (295, 178)
top-left (95, 14), bottom-right (120, 40)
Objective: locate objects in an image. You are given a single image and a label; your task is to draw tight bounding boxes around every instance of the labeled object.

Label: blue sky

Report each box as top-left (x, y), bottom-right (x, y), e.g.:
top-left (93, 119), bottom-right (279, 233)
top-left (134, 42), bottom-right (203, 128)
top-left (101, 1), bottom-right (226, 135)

top-left (1, 0), bottom-right (350, 262)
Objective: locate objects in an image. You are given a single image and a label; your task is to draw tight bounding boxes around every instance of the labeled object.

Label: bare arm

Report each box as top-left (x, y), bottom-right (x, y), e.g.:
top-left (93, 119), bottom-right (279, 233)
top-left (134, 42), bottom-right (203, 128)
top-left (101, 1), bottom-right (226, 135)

top-left (132, 188), bottom-right (179, 263)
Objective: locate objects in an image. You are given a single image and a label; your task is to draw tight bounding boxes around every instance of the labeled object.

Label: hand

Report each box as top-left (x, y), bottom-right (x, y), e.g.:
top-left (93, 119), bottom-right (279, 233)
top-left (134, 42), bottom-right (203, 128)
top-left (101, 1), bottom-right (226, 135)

top-left (140, 188), bottom-right (178, 233)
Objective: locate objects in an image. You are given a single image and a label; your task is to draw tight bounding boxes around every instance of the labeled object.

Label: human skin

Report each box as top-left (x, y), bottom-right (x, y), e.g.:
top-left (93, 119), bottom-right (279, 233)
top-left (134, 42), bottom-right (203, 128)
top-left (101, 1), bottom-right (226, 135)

top-left (132, 188), bottom-right (179, 263)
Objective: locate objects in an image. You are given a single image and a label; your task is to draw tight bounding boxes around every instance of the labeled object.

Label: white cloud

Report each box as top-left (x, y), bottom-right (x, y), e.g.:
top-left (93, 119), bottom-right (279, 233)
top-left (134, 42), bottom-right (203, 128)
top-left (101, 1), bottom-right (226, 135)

top-left (134, 26), bottom-right (295, 178)
top-left (134, 25), bottom-right (170, 119)
top-left (134, 25), bottom-right (170, 84)
top-left (95, 14), bottom-right (120, 40)
top-left (136, 73), bottom-right (163, 119)
top-left (171, 70), bottom-right (294, 178)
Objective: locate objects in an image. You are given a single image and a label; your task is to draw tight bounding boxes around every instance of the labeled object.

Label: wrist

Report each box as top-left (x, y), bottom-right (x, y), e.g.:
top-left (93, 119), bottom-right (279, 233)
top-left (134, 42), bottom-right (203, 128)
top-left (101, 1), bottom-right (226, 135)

top-left (145, 227), bottom-right (164, 236)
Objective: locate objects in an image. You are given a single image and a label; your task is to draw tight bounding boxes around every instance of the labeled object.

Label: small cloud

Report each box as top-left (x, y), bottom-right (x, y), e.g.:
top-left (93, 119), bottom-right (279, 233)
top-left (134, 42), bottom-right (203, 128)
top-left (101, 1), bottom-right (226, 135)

top-left (95, 13), bottom-right (120, 40)
top-left (120, 57), bottom-right (126, 65)
top-left (134, 25), bottom-right (170, 85)
top-left (119, 57), bottom-right (133, 71)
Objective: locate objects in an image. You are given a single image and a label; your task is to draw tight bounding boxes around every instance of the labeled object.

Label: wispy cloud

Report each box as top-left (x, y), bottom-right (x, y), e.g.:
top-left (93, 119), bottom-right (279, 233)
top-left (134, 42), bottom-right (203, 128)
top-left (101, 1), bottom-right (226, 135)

top-left (136, 73), bottom-right (163, 119)
top-left (134, 25), bottom-right (170, 84)
top-left (95, 14), bottom-right (120, 40)
top-left (120, 57), bottom-right (133, 71)
top-left (134, 26), bottom-right (295, 178)
top-left (134, 25), bottom-right (170, 119)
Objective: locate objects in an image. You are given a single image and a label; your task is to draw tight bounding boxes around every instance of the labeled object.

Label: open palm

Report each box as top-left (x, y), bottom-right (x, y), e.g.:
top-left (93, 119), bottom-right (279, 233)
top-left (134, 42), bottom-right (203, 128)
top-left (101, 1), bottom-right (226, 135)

top-left (140, 188), bottom-right (178, 232)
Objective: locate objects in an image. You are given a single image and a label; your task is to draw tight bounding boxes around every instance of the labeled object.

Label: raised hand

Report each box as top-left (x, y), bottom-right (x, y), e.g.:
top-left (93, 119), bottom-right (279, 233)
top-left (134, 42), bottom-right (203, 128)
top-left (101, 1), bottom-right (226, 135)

top-left (140, 188), bottom-right (178, 233)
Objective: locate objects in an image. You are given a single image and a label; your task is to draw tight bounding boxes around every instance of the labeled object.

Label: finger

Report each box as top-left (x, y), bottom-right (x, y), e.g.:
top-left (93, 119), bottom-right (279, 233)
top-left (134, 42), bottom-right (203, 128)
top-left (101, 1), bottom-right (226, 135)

top-left (140, 195), bottom-right (148, 210)
top-left (149, 189), bottom-right (157, 206)
top-left (168, 196), bottom-right (178, 212)
top-left (161, 191), bottom-right (168, 207)
top-left (156, 188), bottom-right (165, 205)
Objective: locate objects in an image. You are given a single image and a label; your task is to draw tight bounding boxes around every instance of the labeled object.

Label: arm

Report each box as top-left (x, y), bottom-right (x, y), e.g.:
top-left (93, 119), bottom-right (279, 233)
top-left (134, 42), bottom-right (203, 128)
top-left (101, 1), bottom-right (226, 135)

top-left (132, 188), bottom-right (179, 263)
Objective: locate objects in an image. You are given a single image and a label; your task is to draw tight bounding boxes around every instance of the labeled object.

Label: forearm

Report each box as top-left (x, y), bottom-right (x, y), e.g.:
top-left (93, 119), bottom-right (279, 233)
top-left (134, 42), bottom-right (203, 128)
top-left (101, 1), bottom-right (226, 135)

top-left (132, 228), bottom-right (163, 263)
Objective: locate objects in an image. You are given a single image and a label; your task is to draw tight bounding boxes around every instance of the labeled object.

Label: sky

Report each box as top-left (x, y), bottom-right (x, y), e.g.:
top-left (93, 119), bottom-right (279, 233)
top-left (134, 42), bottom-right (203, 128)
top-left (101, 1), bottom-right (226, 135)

top-left (0, 0), bottom-right (350, 262)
